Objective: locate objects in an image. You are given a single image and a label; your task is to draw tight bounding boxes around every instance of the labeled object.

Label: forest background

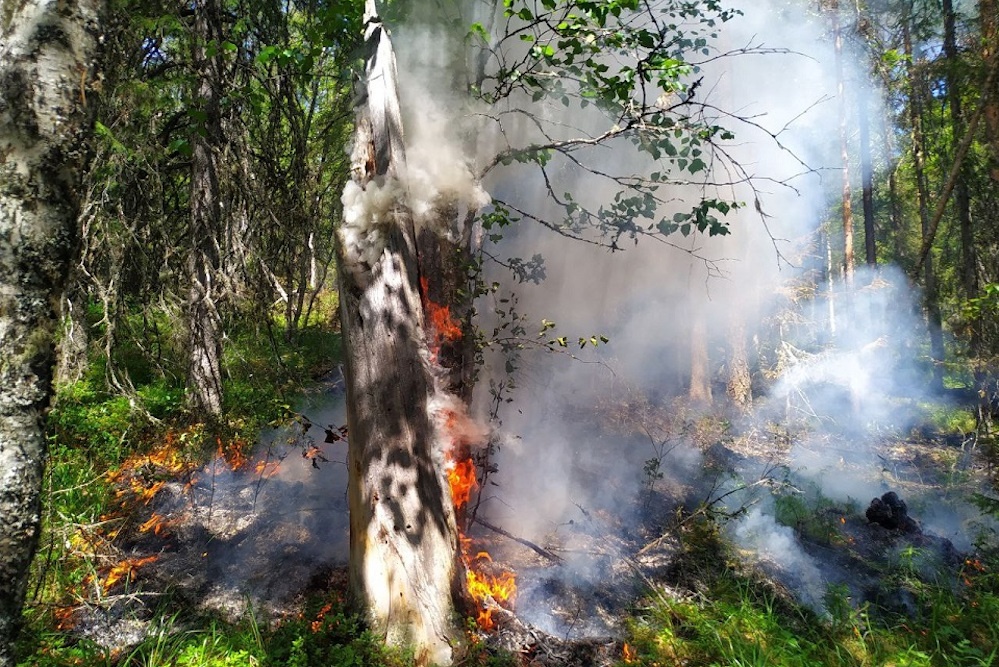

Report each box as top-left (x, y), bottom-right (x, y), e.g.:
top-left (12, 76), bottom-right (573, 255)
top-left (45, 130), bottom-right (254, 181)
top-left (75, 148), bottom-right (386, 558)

top-left (3, 0), bottom-right (999, 664)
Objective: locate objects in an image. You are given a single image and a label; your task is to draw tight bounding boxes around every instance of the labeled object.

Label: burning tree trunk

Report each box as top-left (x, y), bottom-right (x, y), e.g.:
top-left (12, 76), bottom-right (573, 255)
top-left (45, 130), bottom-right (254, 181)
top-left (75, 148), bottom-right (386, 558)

top-left (0, 0), bottom-right (102, 661)
top-left (336, 4), bottom-right (472, 663)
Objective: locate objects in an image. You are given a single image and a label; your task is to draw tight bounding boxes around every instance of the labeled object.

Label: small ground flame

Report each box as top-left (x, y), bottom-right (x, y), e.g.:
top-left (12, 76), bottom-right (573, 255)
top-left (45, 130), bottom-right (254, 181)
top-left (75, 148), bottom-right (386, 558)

top-left (98, 555), bottom-right (158, 591)
top-left (622, 642), bottom-right (637, 663)
top-left (139, 513), bottom-right (179, 537)
top-left (442, 413), bottom-right (517, 630)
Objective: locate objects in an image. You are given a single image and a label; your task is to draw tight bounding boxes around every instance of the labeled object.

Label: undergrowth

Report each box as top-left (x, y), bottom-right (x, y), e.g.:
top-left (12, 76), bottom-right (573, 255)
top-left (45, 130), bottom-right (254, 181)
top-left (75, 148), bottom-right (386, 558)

top-left (17, 297), bottom-right (345, 667)
top-left (619, 513), bottom-right (999, 667)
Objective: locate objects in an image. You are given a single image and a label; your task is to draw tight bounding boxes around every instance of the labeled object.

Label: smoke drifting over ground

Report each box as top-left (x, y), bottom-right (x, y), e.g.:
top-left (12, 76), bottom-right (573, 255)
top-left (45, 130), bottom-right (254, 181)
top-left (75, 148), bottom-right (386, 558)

top-left (388, 0), bottom-right (996, 626)
top-left (194, 0), bottom-right (990, 636)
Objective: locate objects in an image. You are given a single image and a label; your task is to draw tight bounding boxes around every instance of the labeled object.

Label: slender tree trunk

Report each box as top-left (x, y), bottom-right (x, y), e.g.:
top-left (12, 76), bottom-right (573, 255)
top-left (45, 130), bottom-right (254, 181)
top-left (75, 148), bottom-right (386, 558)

top-left (981, 0), bottom-right (999, 181)
top-left (858, 90), bottom-right (877, 266)
top-left (0, 0), bottom-right (101, 662)
top-left (944, 0), bottom-right (977, 299)
top-left (337, 5), bottom-right (469, 663)
top-left (187, 0), bottom-right (225, 419)
top-left (726, 316), bottom-right (752, 410)
top-left (832, 0), bottom-right (855, 283)
top-left (904, 20), bottom-right (946, 390)
top-left (882, 114), bottom-right (905, 262)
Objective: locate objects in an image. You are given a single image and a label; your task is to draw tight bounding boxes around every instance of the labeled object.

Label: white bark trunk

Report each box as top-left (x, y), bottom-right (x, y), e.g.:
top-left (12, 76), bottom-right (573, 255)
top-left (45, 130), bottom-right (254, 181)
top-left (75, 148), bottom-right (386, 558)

top-left (337, 4), bottom-right (464, 664)
top-left (0, 0), bottom-right (101, 661)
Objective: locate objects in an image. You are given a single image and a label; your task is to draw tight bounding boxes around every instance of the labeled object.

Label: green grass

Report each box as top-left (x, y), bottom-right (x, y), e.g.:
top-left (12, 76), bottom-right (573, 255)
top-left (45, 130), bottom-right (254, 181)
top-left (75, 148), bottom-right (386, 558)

top-left (619, 516), bottom-right (999, 667)
top-left (17, 599), bottom-right (415, 667)
top-left (18, 297), bottom-right (349, 667)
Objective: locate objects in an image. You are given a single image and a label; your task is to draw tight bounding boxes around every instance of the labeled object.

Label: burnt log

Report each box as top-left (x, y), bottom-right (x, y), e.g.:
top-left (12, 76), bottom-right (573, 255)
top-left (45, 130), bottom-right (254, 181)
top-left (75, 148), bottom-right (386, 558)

top-left (865, 492), bottom-right (921, 534)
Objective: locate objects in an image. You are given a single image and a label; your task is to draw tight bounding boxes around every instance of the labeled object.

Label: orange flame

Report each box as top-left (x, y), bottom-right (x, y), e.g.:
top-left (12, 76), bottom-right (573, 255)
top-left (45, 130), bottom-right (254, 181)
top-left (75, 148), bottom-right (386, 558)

top-left (100, 555), bottom-right (158, 591)
top-left (254, 459), bottom-right (281, 477)
top-left (623, 642), bottom-right (637, 663)
top-left (139, 513), bottom-right (177, 537)
top-left (310, 602), bottom-right (334, 633)
top-left (446, 451), bottom-right (516, 630)
top-left (53, 606), bottom-right (76, 631)
top-left (106, 432), bottom-right (196, 505)
top-left (217, 437), bottom-right (250, 471)
top-left (447, 459), bottom-right (478, 509)
top-left (420, 276), bottom-right (462, 347)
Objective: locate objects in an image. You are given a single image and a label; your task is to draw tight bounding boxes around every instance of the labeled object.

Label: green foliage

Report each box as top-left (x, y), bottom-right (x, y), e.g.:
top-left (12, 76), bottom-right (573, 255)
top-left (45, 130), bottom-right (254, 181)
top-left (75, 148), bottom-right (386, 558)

top-left (915, 402), bottom-right (977, 437)
top-left (468, 0), bottom-right (746, 248)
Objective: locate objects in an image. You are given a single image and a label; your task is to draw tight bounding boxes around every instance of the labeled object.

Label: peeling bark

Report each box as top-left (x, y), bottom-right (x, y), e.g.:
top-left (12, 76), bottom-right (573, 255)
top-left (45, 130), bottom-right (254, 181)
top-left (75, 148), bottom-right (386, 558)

top-left (336, 3), bottom-right (465, 663)
top-left (0, 0), bottom-right (102, 661)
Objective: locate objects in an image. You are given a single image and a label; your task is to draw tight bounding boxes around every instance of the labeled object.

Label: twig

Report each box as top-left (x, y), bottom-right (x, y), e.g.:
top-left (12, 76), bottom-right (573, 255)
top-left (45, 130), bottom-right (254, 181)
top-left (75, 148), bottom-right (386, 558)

top-left (472, 517), bottom-right (564, 564)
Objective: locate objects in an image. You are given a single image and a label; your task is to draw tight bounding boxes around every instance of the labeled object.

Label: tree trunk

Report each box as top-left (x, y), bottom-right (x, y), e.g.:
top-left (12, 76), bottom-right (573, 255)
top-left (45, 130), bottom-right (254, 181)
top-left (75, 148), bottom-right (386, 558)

top-left (882, 115), bottom-right (905, 262)
top-left (981, 0), bottom-right (999, 182)
top-left (0, 0), bottom-right (101, 662)
top-left (726, 315), bottom-right (752, 410)
top-left (832, 0), bottom-right (855, 283)
top-left (858, 89), bottom-right (877, 266)
top-left (944, 0), bottom-right (977, 300)
top-left (688, 309), bottom-right (712, 404)
top-left (336, 4), bottom-right (467, 663)
top-left (904, 19), bottom-right (946, 391)
top-left (187, 0), bottom-right (225, 419)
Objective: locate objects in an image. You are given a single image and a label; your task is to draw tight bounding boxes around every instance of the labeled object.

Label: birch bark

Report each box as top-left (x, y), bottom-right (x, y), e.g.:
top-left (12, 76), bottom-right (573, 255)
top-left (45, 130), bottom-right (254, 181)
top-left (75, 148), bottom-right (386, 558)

top-left (0, 0), bottom-right (101, 661)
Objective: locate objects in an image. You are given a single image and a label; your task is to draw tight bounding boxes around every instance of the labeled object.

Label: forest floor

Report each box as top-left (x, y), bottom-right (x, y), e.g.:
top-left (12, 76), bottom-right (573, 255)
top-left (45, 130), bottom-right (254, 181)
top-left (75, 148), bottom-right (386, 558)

top-left (14, 358), bottom-right (999, 666)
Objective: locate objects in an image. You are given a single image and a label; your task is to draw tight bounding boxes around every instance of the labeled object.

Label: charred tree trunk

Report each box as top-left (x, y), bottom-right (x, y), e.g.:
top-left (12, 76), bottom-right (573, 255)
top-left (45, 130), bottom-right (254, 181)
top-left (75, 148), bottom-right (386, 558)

top-left (336, 4), bottom-right (467, 663)
top-left (904, 20), bottom-right (946, 391)
top-left (187, 0), bottom-right (225, 419)
top-left (0, 0), bottom-right (101, 661)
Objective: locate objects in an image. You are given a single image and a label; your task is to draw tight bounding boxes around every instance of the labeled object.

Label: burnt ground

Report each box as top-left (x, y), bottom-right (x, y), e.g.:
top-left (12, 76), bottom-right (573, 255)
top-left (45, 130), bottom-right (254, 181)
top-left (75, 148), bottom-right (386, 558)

top-left (48, 386), bottom-right (999, 665)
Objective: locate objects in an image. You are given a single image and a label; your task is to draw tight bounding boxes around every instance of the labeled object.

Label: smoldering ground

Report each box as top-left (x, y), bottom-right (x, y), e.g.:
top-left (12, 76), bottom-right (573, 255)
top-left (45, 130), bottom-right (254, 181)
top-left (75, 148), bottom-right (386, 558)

top-left (71, 0), bottom-right (998, 649)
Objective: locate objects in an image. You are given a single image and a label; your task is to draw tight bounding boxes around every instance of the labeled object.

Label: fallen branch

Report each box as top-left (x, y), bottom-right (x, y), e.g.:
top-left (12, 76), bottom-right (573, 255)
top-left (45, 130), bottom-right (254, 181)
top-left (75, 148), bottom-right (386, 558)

top-left (473, 517), bottom-right (564, 564)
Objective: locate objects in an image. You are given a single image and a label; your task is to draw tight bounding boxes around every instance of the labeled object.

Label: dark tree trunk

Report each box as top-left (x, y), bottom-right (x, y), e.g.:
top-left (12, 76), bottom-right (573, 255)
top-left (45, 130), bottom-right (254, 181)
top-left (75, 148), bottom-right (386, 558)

top-left (858, 90), bottom-right (877, 266)
top-left (944, 0), bottom-right (977, 300)
top-left (0, 0), bottom-right (102, 662)
top-left (904, 19), bottom-right (946, 391)
top-left (187, 0), bottom-right (225, 419)
top-left (981, 0), bottom-right (999, 182)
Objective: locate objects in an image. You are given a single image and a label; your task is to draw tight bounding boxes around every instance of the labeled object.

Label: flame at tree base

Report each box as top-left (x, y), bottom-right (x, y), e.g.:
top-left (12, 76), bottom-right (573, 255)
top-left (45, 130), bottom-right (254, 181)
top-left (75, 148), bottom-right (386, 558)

top-left (444, 418), bottom-right (517, 630)
top-left (425, 282), bottom-right (517, 631)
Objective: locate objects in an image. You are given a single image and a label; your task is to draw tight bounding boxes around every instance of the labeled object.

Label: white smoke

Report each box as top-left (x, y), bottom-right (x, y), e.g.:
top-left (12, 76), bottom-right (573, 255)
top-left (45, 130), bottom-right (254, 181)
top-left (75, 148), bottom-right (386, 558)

top-left (377, 0), bottom-right (992, 626)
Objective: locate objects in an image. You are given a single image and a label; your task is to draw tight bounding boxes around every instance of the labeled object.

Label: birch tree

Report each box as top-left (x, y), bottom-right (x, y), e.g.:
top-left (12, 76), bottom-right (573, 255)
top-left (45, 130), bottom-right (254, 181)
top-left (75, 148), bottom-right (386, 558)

top-left (0, 0), bottom-right (102, 661)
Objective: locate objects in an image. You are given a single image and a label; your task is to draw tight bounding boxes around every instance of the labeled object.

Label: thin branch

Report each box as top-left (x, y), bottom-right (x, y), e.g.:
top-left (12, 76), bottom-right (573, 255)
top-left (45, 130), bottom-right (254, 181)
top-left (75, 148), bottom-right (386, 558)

top-left (472, 516), bottom-right (564, 564)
